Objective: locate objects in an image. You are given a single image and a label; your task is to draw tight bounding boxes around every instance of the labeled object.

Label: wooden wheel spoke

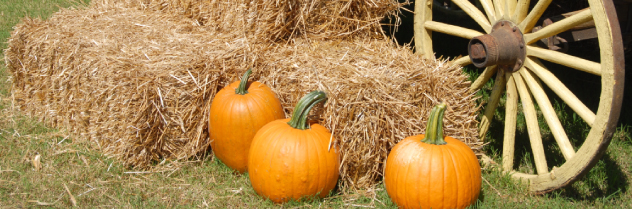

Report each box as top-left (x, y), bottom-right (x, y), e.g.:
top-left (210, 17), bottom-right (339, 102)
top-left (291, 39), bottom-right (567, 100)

top-left (518, 0), bottom-right (552, 33)
top-left (503, 73), bottom-right (518, 172)
top-left (414, 0), bottom-right (433, 59)
top-left (409, 0), bottom-right (623, 194)
top-left (520, 69), bottom-right (576, 160)
top-left (424, 21), bottom-right (485, 40)
top-left (470, 66), bottom-right (497, 93)
top-left (452, 55), bottom-right (473, 67)
top-left (452, 0), bottom-right (492, 32)
top-left (505, 0), bottom-right (517, 19)
top-left (512, 172), bottom-right (537, 180)
top-left (493, 0), bottom-right (505, 19)
top-left (527, 46), bottom-right (601, 76)
top-left (480, 0), bottom-right (497, 23)
top-left (478, 70), bottom-right (506, 141)
top-left (525, 8), bottom-right (593, 44)
top-left (512, 0), bottom-right (530, 23)
top-left (513, 71), bottom-right (549, 175)
top-left (525, 57), bottom-right (596, 126)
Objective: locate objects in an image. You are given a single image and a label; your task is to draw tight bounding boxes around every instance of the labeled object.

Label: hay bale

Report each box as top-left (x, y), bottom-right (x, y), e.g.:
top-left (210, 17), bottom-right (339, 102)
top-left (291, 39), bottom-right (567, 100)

top-left (4, 5), bottom-right (480, 189)
top-left (255, 39), bottom-right (481, 189)
top-left (5, 6), bottom-right (246, 167)
top-left (90, 0), bottom-right (406, 41)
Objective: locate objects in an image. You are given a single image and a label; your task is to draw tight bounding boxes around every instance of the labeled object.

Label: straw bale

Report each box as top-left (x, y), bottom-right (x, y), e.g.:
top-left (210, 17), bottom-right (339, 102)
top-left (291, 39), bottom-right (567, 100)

top-left (90, 0), bottom-right (406, 41)
top-left (4, 5), bottom-right (480, 189)
top-left (5, 6), bottom-right (248, 167)
top-left (255, 39), bottom-right (481, 189)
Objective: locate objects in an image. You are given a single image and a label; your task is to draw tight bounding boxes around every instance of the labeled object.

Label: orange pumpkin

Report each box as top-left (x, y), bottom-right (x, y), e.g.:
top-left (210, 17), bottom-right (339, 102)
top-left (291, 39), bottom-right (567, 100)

top-left (248, 91), bottom-right (340, 203)
top-left (384, 103), bottom-right (481, 209)
top-left (209, 69), bottom-right (285, 173)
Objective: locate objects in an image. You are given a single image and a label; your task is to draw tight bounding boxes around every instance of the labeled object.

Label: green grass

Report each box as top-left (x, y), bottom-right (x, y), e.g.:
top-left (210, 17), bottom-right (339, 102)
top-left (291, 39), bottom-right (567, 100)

top-left (0, 0), bottom-right (88, 50)
top-left (1, 0), bottom-right (632, 208)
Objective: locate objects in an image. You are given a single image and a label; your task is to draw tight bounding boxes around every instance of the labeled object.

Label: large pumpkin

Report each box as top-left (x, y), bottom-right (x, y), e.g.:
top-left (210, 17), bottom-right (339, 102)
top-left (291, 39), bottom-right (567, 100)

top-left (248, 91), bottom-right (340, 203)
top-left (209, 69), bottom-right (285, 173)
top-left (384, 103), bottom-right (481, 209)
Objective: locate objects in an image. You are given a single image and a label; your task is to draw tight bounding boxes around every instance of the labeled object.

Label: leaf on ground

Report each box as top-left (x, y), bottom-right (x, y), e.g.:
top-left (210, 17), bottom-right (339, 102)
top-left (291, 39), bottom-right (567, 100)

top-left (28, 200), bottom-right (55, 206)
top-left (32, 154), bottom-right (41, 171)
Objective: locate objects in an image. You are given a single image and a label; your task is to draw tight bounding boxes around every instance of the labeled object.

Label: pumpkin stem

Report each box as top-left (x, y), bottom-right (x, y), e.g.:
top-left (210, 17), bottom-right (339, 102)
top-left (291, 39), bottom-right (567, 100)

top-left (421, 103), bottom-right (447, 145)
top-left (287, 91), bottom-right (328, 130)
top-left (235, 68), bottom-right (253, 95)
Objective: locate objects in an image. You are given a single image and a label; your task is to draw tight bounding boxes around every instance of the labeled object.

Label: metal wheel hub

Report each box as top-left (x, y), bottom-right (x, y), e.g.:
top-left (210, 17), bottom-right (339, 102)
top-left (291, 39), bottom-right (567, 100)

top-left (468, 21), bottom-right (527, 72)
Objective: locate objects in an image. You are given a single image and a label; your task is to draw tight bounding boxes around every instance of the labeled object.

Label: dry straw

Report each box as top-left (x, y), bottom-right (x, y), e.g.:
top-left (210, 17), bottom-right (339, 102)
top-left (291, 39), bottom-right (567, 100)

top-left (4, 1), bottom-right (480, 189)
top-left (91, 0), bottom-right (404, 41)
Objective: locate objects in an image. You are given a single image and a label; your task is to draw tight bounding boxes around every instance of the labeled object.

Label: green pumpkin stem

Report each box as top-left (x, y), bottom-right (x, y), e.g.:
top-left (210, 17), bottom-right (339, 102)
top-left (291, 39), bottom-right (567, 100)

top-left (235, 68), bottom-right (253, 95)
top-left (287, 91), bottom-right (328, 130)
top-left (421, 103), bottom-right (448, 145)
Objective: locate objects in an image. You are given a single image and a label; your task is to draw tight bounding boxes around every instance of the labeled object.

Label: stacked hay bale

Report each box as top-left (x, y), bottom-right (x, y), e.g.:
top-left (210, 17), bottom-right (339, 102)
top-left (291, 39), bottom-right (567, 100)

top-left (5, 7), bottom-right (245, 167)
top-left (4, 0), bottom-right (480, 189)
top-left (91, 0), bottom-right (403, 41)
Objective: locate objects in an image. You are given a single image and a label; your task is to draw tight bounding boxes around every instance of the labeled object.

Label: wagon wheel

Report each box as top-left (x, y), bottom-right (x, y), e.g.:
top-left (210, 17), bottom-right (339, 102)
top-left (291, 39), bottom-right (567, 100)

top-left (414, 0), bottom-right (624, 193)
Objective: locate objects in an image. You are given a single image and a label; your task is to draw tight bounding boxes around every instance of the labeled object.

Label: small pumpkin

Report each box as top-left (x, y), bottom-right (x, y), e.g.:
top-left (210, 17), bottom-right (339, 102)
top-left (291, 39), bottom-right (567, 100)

top-left (384, 103), bottom-right (481, 209)
top-left (209, 69), bottom-right (285, 173)
top-left (248, 91), bottom-right (340, 203)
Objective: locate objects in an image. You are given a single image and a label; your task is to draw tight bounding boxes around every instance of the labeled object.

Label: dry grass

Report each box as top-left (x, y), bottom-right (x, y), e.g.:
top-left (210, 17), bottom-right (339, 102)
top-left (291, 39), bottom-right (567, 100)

top-left (4, 1), bottom-right (478, 190)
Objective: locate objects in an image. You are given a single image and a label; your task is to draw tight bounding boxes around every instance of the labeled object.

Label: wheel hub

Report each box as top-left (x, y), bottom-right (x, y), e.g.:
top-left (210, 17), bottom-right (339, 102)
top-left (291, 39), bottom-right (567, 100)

top-left (468, 21), bottom-right (526, 72)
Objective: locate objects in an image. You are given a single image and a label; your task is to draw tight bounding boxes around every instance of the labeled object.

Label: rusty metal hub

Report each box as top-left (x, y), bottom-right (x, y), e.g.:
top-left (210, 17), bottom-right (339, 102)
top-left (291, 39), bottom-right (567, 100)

top-left (468, 20), bottom-right (526, 72)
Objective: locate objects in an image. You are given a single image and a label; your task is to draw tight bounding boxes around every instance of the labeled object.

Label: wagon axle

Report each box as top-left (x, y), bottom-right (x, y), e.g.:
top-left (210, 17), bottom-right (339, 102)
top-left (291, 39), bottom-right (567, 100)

top-left (468, 20), bottom-right (526, 72)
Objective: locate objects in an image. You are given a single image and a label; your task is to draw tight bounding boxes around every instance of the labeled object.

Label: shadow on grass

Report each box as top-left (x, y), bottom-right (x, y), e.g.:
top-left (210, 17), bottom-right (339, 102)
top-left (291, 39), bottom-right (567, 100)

top-left (483, 103), bottom-right (629, 203)
top-left (555, 153), bottom-right (629, 202)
